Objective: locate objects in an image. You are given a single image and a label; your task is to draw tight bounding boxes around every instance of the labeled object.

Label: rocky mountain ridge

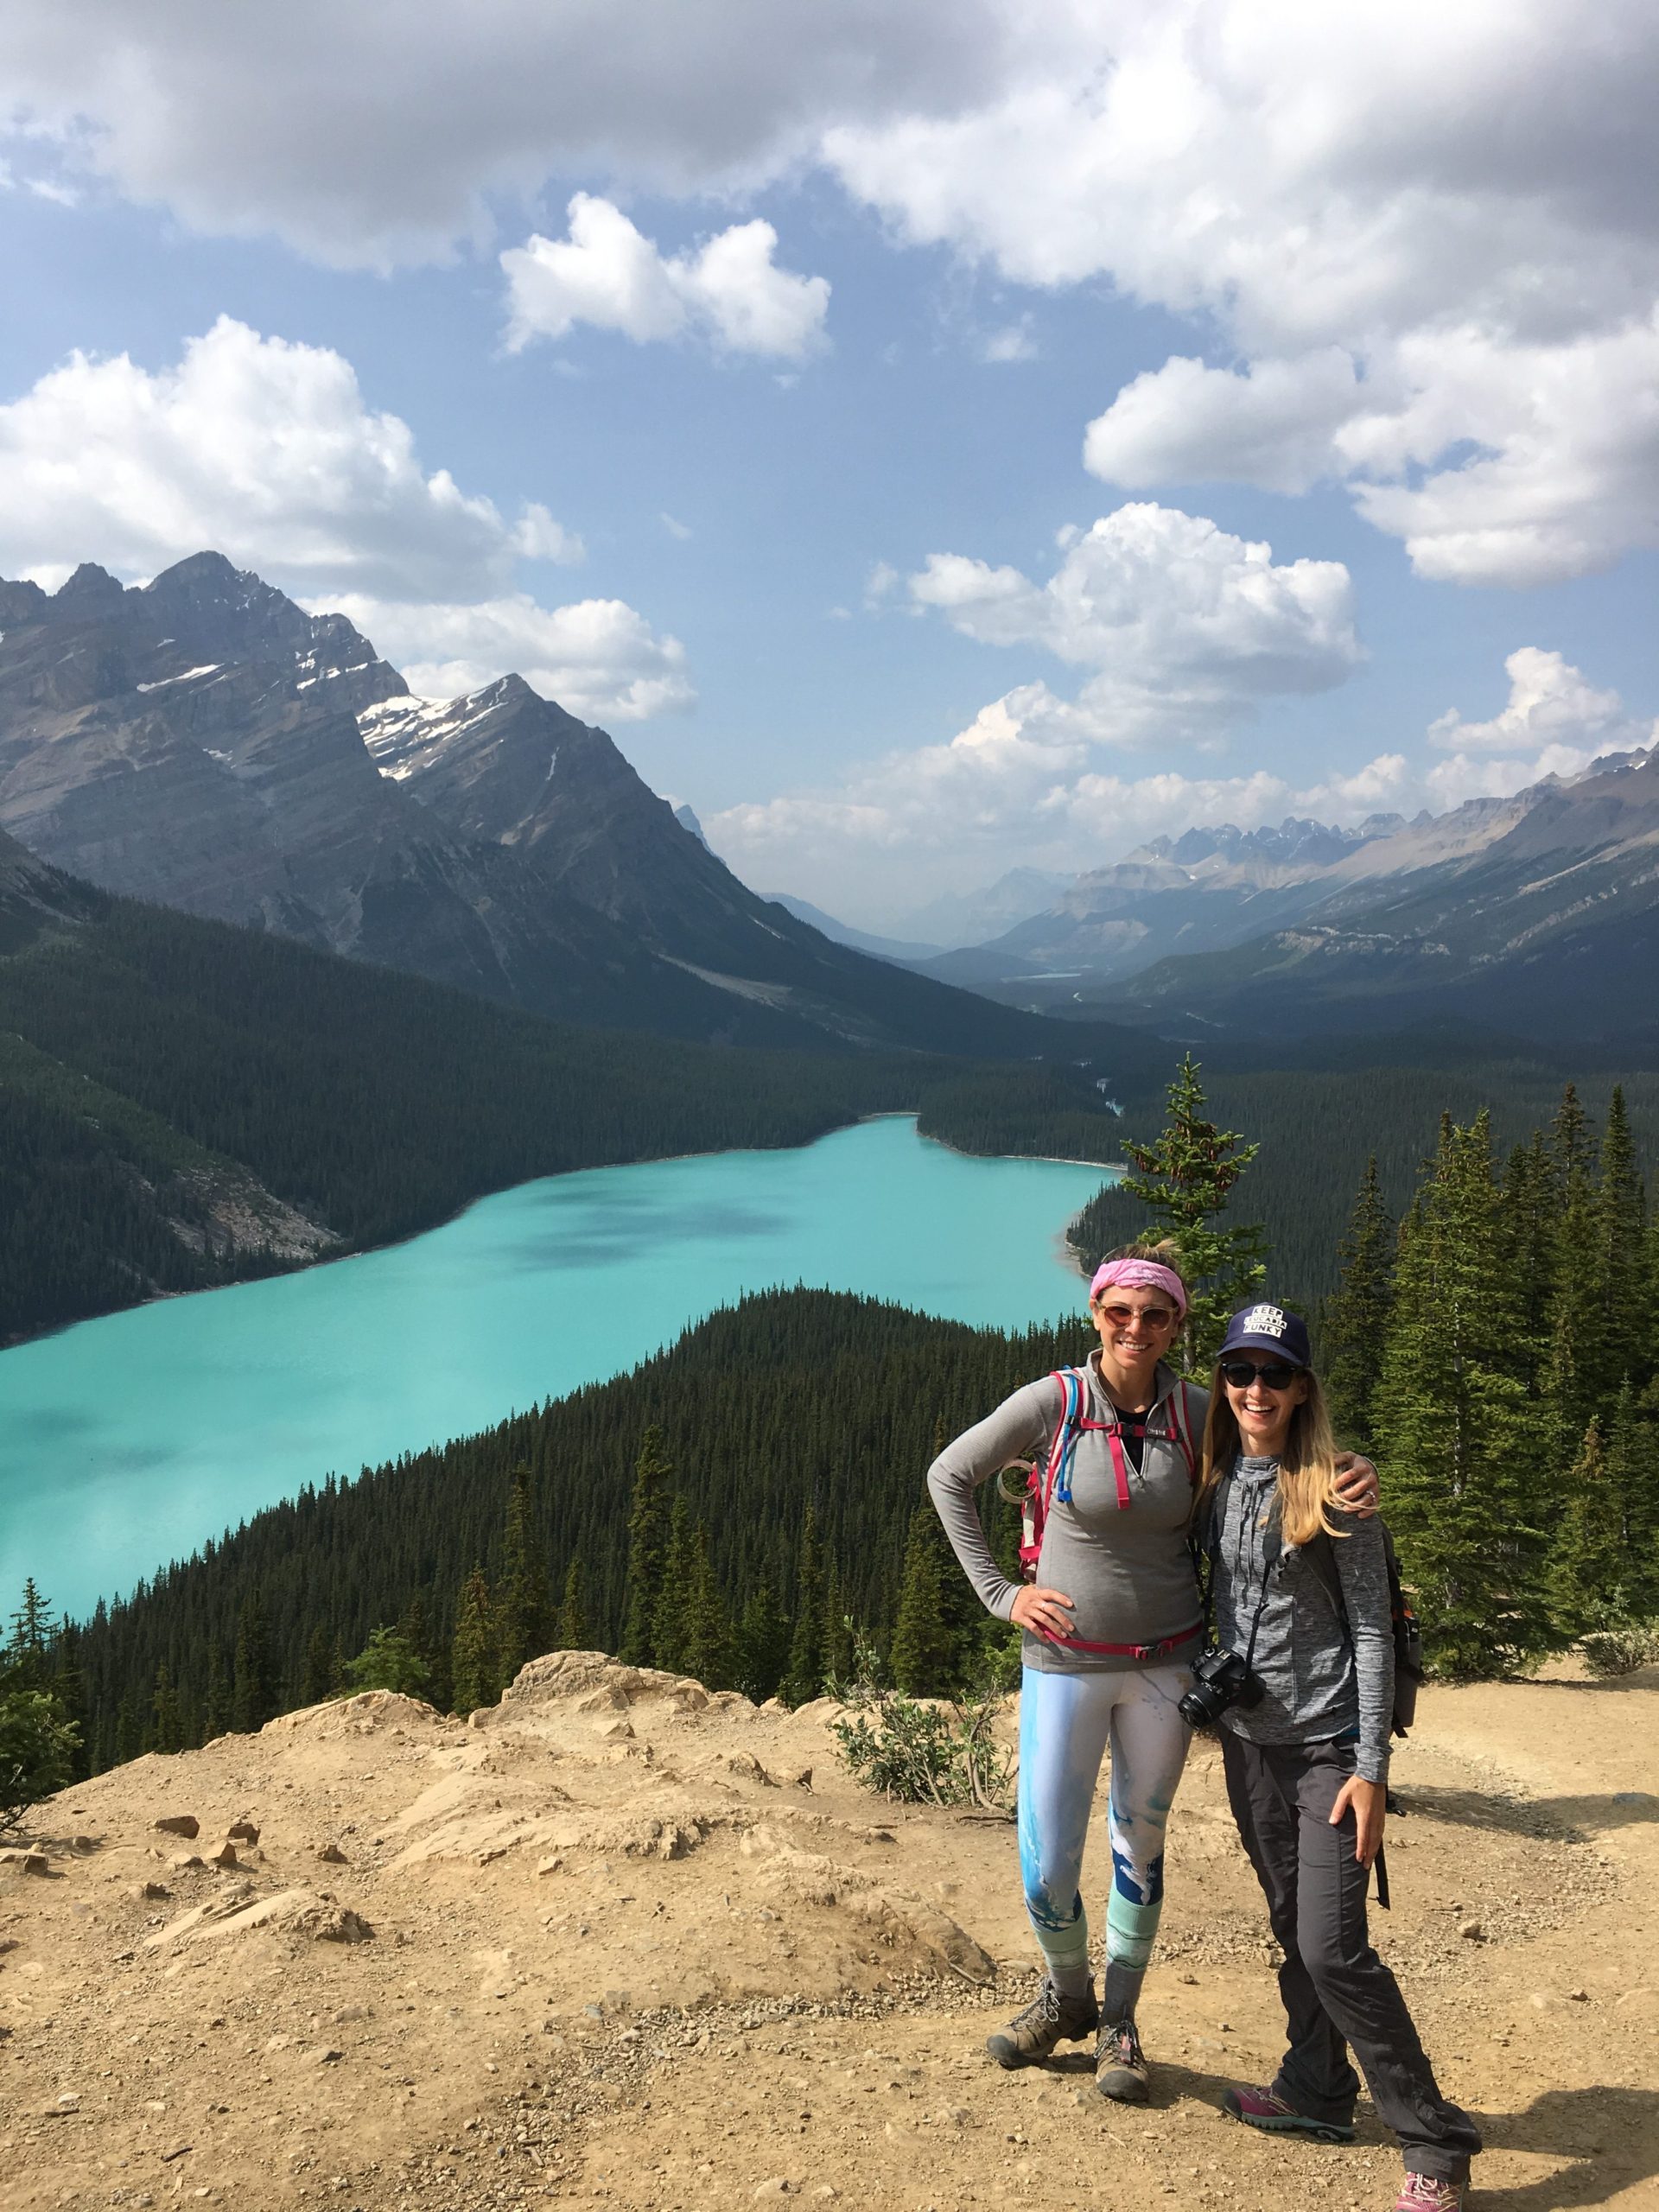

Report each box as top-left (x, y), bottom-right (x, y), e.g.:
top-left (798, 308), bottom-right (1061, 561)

top-left (0, 556), bottom-right (1092, 1058)
top-left (918, 756), bottom-right (1656, 1037)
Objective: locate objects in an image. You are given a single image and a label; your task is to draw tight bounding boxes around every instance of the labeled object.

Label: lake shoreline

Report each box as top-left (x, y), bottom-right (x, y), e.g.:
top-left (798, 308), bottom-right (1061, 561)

top-left (1, 1120), bottom-right (1113, 1616)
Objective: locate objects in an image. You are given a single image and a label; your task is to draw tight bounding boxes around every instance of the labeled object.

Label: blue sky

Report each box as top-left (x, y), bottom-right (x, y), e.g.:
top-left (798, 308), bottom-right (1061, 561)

top-left (2, 3), bottom-right (1656, 931)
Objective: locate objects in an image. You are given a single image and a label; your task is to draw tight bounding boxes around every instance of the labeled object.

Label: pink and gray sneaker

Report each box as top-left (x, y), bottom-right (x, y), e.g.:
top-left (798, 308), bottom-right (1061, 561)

top-left (1220, 2082), bottom-right (1357, 2144)
top-left (1393, 2176), bottom-right (1466, 2210)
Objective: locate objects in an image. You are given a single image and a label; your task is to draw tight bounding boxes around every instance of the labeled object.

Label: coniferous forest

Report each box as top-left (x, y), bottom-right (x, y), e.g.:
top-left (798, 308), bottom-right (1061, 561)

top-left (9, 1067), bottom-right (1656, 1793)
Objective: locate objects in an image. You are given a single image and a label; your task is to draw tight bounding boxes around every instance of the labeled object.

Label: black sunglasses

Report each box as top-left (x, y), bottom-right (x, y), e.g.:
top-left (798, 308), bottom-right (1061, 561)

top-left (1219, 1357), bottom-right (1301, 1391)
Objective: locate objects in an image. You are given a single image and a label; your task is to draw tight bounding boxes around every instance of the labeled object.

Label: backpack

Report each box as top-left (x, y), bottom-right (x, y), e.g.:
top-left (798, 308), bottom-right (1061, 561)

top-left (1000, 1366), bottom-right (1202, 1584)
top-left (1307, 1518), bottom-right (1425, 1740)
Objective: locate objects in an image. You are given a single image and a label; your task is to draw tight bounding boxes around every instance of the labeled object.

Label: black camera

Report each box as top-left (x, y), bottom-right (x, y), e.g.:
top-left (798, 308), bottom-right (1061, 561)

top-left (1178, 1646), bottom-right (1263, 1730)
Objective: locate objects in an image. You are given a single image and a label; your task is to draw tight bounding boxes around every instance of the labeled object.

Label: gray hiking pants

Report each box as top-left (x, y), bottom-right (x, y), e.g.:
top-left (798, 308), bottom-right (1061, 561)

top-left (1221, 1732), bottom-right (1482, 2183)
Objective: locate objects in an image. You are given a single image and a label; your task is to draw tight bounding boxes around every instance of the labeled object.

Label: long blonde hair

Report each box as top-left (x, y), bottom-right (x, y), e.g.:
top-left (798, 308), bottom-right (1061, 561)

top-left (1195, 1362), bottom-right (1345, 1547)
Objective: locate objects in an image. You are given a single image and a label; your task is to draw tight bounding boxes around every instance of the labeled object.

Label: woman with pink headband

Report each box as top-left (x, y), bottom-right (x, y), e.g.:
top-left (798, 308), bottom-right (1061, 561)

top-left (927, 1239), bottom-right (1376, 2101)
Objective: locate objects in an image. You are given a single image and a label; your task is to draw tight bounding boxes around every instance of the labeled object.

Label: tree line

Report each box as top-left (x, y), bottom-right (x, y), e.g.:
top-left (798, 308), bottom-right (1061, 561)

top-left (1323, 1084), bottom-right (1658, 1675)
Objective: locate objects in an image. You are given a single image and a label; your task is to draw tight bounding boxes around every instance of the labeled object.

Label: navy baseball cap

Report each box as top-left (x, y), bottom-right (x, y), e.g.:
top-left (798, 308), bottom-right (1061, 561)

top-left (1219, 1301), bottom-right (1311, 1368)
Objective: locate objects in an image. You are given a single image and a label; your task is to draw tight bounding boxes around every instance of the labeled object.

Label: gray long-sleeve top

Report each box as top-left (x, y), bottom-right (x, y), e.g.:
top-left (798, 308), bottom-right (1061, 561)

top-left (925, 1354), bottom-right (1207, 1674)
top-left (1212, 1454), bottom-right (1394, 1782)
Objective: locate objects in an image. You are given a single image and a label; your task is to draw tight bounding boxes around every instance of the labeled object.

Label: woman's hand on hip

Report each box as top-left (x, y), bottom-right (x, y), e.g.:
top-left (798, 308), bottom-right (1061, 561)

top-left (1009, 1585), bottom-right (1077, 1641)
top-left (1332, 1453), bottom-right (1379, 1516)
top-left (1330, 1774), bottom-right (1387, 1866)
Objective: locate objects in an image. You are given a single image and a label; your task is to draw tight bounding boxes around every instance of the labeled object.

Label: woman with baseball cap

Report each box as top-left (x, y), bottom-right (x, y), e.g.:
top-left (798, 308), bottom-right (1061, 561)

top-left (926, 1244), bottom-right (1378, 2101)
top-left (1197, 1300), bottom-right (1479, 2210)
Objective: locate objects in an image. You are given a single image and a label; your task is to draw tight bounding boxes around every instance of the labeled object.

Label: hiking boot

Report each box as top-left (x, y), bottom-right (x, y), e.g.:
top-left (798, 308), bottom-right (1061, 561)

top-left (1221, 2083), bottom-right (1357, 2143)
top-left (985, 1978), bottom-right (1098, 2068)
top-left (1094, 2016), bottom-right (1151, 2103)
top-left (1393, 2177), bottom-right (1466, 2210)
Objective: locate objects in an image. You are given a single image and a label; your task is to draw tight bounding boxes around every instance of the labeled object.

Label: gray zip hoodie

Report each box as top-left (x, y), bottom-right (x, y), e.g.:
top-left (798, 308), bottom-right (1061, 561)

top-left (1211, 1454), bottom-right (1394, 1783)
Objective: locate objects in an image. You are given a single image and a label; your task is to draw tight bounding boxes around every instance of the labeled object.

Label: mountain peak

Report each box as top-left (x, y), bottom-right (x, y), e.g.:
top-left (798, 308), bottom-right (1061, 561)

top-left (54, 562), bottom-right (125, 608)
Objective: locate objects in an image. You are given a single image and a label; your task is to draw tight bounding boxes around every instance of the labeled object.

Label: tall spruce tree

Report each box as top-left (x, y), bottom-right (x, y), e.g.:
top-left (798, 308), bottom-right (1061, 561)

top-left (1548, 1422), bottom-right (1628, 1639)
top-left (889, 1501), bottom-right (957, 1694)
top-left (782, 1507), bottom-right (826, 1705)
top-left (1597, 1087), bottom-right (1647, 1396)
top-left (734, 1584), bottom-right (790, 1702)
top-left (1120, 1053), bottom-right (1266, 1370)
top-left (682, 1524), bottom-right (736, 1690)
top-left (652, 1497), bottom-right (696, 1676)
top-left (231, 1590), bottom-right (278, 1733)
top-left (299, 1624), bottom-right (337, 1706)
top-left (1371, 1113), bottom-right (1550, 1675)
top-left (1605, 1383), bottom-right (1659, 1620)
top-left (619, 1427), bottom-right (676, 1667)
top-left (6, 1578), bottom-right (54, 1685)
top-left (554, 1557), bottom-right (589, 1651)
top-left (1322, 1156), bottom-right (1395, 1452)
top-left (450, 1566), bottom-right (499, 1714)
top-left (495, 1464), bottom-right (552, 1686)
top-left (149, 1662), bottom-right (186, 1754)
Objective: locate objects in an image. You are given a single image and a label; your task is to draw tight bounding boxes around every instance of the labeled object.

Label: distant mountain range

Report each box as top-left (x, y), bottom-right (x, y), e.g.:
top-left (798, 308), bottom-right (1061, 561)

top-left (0, 555), bottom-right (1101, 1059)
top-left (910, 763), bottom-right (1659, 1039)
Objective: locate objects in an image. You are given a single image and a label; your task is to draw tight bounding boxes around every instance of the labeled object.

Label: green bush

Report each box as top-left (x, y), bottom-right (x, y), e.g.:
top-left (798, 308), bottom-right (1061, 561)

top-left (0, 1689), bottom-right (79, 1834)
top-left (830, 1638), bottom-right (1014, 1812)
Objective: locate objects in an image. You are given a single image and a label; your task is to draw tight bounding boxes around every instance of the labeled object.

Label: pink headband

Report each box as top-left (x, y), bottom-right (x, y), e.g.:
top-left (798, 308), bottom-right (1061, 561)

top-left (1090, 1258), bottom-right (1188, 1316)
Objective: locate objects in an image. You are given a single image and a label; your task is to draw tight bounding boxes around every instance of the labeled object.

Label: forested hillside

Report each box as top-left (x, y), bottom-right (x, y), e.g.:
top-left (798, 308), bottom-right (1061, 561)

top-left (0, 889), bottom-right (1128, 1342)
top-left (1069, 1055), bottom-right (1659, 1301)
top-left (49, 1292), bottom-right (1090, 1772)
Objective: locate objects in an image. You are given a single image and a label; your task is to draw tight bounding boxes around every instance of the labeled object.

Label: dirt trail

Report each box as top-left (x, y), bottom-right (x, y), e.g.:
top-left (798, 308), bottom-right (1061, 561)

top-left (3, 1652), bottom-right (1655, 2210)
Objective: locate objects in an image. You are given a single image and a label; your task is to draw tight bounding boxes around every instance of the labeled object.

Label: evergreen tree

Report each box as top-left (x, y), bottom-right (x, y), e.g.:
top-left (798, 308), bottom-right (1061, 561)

top-left (619, 1427), bottom-right (676, 1667)
top-left (889, 1502), bottom-right (958, 1694)
top-left (450, 1566), bottom-right (499, 1714)
top-left (652, 1496), bottom-right (696, 1676)
top-left (1498, 1132), bottom-right (1558, 1395)
top-left (201, 1642), bottom-right (231, 1741)
top-left (1548, 1423), bottom-right (1628, 1639)
top-left (681, 1524), bottom-right (736, 1690)
top-left (50, 1628), bottom-right (91, 1783)
top-left (149, 1662), bottom-right (186, 1754)
top-left (231, 1590), bottom-right (278, 1733)
top-left (299, 1624), bottom-right (337, 1706)
top-left (554, 1557), bottom-right (589, 1651)
top-left (1597, 1087), bottom-right (1647, 1395)
top-left (1372, 1113), bottom-right (1550, 1675)
top-left (782, 1507), bottom-right (826, 1705)
top-left (818, 1560), bottom-right (856, 1690)
top-left (1605, 1383), bottom-right (1659, 1619)
top-left (734, 1584), bottom-right (790, 1703)
top-left (1540, 1084), bottom-right (1604, 1451)
top-left (1322, 1157), bottom-right (1395, 1452)
top-left (1120, 1053), bottom-right (1267, 1369)
top-left (342, 1626), bottom-right (431, 1697)
top-left (6, 1579), bottom-right (54, 1687)
top-left (495, 1464), bottom-right (553, 1686)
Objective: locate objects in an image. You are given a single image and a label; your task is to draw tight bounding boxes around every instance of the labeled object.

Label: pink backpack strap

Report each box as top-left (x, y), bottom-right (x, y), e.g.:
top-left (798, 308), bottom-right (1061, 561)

top-left (1167, 1380), bottom-right (1199, 1484)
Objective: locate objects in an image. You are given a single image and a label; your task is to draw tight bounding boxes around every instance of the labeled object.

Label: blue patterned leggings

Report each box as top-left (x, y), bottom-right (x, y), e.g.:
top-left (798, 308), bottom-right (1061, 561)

top-left (1017, 1663), bottom-right (1192, 1984)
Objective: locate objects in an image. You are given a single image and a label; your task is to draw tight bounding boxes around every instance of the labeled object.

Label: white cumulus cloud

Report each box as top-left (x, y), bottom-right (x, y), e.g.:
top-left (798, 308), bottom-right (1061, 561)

top-left (0, 316), bottom-right (583, 600)
top-left (317, 593), bottom-right (694, 723)
top-left (502, 194), bottom-right (828, 358)
top-left (907, 505), bottom-right (1362, 747)
top-left (1422, 647), bottom-right (1655, 808)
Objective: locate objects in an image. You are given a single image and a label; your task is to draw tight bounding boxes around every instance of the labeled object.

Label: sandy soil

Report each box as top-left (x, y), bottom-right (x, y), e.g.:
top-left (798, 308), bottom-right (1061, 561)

top-left (3, 1651), bottom-right (1655, 2211)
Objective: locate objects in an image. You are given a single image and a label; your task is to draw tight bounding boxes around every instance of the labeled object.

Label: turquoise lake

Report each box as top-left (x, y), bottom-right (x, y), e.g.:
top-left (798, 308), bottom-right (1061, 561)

top-left (0, 1117), bottom-right (1111, 1618)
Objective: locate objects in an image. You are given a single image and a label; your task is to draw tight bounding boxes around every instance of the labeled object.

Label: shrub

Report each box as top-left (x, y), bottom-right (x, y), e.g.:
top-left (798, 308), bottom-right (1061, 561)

top-left (0, 1688), bottom-right (79, 1834)
top-left (829, 1637), bottom-right (1014, 1812)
